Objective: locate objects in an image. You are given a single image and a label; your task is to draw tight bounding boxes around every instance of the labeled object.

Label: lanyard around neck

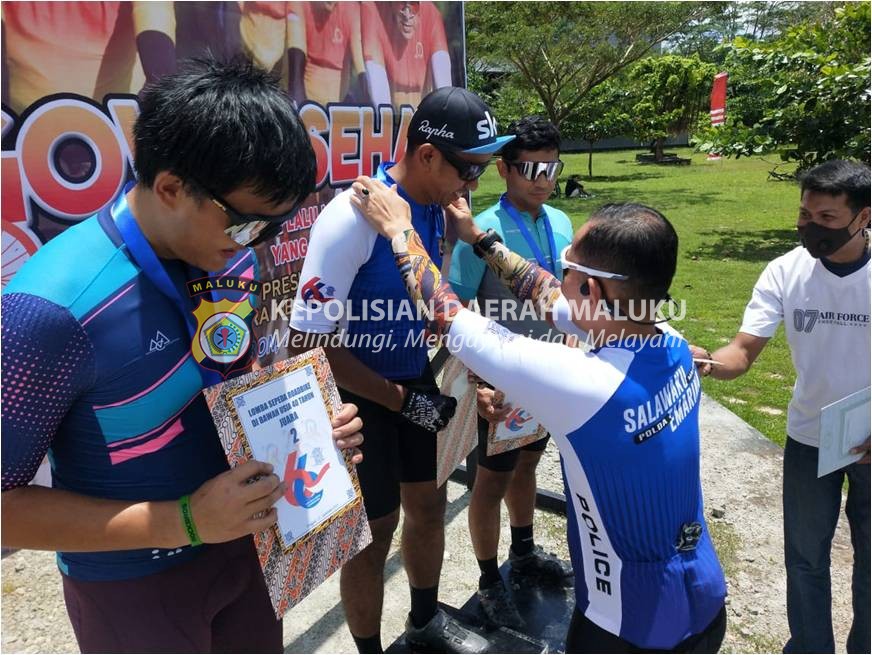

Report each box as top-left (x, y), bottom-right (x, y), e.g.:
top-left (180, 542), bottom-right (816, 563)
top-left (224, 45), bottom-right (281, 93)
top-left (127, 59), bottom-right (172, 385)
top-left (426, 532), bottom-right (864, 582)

top-left (110, 192), bottom-right (198, 337)
top-left (499, 193), bottom-right (556, 275)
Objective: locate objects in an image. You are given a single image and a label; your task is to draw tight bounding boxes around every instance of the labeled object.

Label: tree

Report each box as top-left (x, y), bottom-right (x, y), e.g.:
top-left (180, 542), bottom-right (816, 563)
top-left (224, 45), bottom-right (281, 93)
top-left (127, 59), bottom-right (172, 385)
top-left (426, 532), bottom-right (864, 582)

top-left (695, 2), bottom-right (871, 174)
top-left (465, 2), bottom-right (711, 130)
top-left (625, 55), bottom-right (716, 161)
top-left (669, 2), bottom-right (840, 64)
top-left (560, 81), bottom-right (631, 177)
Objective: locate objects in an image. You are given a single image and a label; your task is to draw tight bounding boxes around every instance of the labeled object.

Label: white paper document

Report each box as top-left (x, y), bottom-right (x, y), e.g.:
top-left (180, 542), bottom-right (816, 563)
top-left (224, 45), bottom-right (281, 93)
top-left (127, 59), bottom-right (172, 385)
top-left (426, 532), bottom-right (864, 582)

top-left (232, 364), bottom-right (356, 548)
top-left (817, 387), bottom-right (870, 478)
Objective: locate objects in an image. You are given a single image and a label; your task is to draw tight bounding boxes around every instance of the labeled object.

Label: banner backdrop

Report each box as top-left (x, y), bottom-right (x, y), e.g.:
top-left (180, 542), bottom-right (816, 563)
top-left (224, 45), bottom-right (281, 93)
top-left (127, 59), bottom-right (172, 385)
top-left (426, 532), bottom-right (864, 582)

top-left (1, 1), bottom-right (466, 363)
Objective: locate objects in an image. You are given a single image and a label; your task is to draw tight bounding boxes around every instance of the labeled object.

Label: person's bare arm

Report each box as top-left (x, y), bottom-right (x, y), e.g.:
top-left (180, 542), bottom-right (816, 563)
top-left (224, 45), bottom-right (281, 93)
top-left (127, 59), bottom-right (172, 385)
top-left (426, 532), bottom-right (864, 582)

top-left (1, 459), bottom-right (282, 552)
top-left (2, 404), bottom-right (363, 552)
top-left (707, 332), bottom-right (770, 380)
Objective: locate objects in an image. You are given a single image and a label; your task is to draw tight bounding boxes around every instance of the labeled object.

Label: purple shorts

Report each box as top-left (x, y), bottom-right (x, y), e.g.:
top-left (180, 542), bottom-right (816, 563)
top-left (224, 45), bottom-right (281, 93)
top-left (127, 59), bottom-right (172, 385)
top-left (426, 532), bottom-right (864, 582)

top-left (62, 536), bottom-right (282, 653)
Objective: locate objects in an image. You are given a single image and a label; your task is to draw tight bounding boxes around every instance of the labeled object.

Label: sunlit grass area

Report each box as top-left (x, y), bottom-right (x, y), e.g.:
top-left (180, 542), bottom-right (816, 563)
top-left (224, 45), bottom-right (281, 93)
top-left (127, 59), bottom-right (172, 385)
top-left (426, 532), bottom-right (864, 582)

top-left (472, 147), bottom-right (798, 446)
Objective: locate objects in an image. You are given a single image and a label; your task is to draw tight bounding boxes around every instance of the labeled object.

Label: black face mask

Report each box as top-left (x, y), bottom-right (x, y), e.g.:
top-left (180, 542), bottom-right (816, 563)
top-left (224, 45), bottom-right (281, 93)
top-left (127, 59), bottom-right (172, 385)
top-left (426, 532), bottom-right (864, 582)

top-left (797, 212), bottom-right (866, 259)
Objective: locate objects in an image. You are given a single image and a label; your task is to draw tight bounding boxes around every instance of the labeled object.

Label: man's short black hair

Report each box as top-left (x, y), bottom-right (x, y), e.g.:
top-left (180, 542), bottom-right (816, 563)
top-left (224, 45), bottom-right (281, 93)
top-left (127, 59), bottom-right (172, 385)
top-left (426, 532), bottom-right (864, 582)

top-left (577, 203), bottom-right (678, 303)
top-left (800, 160), bottom-right (870, 214)
top-left (134, 56), bottom-right (315, 205)
top-left (501, 116), bottom-right (561, 161)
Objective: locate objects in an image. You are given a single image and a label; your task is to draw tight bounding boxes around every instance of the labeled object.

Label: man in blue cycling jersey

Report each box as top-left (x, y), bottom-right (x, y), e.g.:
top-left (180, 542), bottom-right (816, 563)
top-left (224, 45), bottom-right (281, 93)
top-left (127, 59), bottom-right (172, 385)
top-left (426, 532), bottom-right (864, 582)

top-left (1, 57), bottom-right (363, 653)
top-left (350, 177), bottom-right (728, 653)
top-left (289, 86), bottom-right (513, 654)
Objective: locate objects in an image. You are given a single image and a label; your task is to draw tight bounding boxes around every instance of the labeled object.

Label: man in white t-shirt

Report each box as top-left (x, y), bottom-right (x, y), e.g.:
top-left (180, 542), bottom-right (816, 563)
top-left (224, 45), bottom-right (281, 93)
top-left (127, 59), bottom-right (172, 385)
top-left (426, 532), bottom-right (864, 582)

top-left (693, 160), bottom-right (870, 654)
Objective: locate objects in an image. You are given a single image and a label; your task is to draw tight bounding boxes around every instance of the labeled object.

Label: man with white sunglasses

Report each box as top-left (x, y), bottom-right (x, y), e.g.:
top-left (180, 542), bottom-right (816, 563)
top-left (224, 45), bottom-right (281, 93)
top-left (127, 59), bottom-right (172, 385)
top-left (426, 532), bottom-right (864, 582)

top-left (350, 179), bottom-right (728, 653)
top-left (448, 116), bottom-right (574, 628)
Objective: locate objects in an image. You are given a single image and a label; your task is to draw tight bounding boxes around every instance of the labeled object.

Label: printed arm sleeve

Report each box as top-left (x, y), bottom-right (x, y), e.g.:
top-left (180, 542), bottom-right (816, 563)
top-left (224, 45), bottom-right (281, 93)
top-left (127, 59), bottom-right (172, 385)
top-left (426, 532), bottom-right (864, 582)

top-left (1, 294), bottom-right (95, 491)
top-left (386, 228), bottom-right (630, 437)
top-left (480, 240), bottom-right (563, 318)
top-left (289, 193), bottom-right (378, 333)
top-left (739, 261), bottom-right (784, 338)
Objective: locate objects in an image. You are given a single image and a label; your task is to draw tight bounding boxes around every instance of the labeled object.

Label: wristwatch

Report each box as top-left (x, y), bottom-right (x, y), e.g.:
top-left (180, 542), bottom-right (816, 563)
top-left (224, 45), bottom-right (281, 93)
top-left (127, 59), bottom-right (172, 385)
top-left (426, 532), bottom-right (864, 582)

top-left (473, 229), bottom-right (503, 259)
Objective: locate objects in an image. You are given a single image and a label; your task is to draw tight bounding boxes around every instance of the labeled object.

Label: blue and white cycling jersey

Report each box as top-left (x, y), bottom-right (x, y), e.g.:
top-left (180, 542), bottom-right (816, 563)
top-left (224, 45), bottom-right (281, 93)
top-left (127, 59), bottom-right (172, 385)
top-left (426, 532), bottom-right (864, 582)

top-left (447, 306), bottom-right (726, 649)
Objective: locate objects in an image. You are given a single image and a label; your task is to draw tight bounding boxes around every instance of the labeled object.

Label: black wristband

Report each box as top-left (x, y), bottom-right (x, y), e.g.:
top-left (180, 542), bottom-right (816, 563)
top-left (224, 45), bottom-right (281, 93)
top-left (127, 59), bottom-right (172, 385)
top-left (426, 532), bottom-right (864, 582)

top-left (473, 229), bottom-right (503, 259)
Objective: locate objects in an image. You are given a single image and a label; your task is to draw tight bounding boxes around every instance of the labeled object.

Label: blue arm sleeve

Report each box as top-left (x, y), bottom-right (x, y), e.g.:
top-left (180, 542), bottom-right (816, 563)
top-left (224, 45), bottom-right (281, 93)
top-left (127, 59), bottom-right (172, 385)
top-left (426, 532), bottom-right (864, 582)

top-left (1, 293), bottom-right (95, 491)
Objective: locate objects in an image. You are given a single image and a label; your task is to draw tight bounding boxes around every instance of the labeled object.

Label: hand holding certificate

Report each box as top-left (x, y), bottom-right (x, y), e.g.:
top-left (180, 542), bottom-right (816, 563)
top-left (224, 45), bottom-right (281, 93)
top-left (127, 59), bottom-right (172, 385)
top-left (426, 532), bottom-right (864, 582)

top-left (204, 348), bottom-right (372, 617)
top-left (818, 387), bottom-right (871, 477)
top-left (486, 390), bottom-right (548, 456)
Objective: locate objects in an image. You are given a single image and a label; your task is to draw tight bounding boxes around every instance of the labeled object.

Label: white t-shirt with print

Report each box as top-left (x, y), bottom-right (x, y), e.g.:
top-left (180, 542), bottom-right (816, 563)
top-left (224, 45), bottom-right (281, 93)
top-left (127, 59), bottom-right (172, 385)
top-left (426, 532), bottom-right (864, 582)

top-left (740, 246), bottom-right (870, 447)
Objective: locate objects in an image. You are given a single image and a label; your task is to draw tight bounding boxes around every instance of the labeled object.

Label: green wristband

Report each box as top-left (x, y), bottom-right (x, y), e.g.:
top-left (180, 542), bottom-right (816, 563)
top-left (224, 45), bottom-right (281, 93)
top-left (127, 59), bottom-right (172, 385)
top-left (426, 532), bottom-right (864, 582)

top-left (178, 494), bottom-right (203, 547)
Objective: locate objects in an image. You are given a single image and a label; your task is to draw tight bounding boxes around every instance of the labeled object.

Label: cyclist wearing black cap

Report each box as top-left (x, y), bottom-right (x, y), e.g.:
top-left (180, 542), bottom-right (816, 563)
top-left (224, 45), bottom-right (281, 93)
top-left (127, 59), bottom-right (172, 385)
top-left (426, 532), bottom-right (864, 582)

top-left (290, 86), bottom-right (513, 654)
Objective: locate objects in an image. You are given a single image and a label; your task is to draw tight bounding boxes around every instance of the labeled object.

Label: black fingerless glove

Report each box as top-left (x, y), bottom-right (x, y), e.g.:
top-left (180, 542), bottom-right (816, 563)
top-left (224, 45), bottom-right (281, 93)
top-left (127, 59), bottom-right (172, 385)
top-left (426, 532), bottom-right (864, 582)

top-left (400, 389), bottom-right (458, 432)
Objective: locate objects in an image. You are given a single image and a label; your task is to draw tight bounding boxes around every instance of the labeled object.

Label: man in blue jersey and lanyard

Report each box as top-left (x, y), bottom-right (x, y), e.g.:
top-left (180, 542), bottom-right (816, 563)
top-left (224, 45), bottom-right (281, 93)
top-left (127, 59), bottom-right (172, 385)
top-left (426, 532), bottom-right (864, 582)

top-left (289, 87), bottom-right (512, 654)
top-left (1, 57), bottom-right (364, 653)
top-left (349, 176), bottom-right (728, 653)
top-left (448, 116), bottom-right (574, 628)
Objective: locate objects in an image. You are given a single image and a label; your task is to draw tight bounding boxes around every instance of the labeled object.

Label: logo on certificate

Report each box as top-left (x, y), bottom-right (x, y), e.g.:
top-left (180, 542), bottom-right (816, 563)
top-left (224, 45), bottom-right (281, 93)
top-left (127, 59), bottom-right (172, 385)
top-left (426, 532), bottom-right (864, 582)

top-left (284, 451), bottom-right (330, 508)
top-left (504, 407), bottom-right (533, 432)
top-left (192, 297), bottom-right (253, 370)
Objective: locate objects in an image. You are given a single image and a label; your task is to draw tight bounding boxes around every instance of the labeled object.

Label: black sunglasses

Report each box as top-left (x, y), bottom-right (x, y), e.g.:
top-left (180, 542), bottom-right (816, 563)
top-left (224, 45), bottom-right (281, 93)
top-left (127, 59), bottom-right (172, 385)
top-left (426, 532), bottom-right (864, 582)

top-left (436, 147), bottom-right (492, 182)
top-left (195, 180), bottom-right (306, 247)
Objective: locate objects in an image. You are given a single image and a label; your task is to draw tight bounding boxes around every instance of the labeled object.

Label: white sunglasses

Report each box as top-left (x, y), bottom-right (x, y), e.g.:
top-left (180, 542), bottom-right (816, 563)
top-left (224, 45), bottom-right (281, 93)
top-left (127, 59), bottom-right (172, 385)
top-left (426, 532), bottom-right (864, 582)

top-left (559, 245), bottom-right (628, 280)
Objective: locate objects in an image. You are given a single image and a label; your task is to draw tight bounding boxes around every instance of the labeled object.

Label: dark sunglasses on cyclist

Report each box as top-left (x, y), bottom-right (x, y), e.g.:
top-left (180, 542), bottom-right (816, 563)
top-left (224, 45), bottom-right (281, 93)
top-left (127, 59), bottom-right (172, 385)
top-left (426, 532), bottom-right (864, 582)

top-left (436, 147), bottom-right (493, 182)
top-left (506, 160), bottom-right (564, 182)
top-left (195, 180), bottom-right (306, 247)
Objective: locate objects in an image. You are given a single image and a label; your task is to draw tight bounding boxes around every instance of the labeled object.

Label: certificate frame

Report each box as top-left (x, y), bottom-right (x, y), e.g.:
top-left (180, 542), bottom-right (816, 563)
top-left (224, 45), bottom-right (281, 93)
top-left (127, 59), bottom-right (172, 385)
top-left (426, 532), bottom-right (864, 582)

top-left (435, 355), bottom-right (479, 486)
top-left (486, 390), bottom-right (548, 456)
top-left (817, 386), bottom-right (870, 478)
top-left (204, 347), bottom-right (372, 617)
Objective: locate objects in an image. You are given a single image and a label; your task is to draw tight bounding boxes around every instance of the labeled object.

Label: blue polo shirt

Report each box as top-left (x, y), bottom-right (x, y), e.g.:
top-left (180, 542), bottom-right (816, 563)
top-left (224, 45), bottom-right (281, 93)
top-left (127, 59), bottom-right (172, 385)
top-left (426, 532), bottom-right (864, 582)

top-left (448, 201), bottom-right (573, 339)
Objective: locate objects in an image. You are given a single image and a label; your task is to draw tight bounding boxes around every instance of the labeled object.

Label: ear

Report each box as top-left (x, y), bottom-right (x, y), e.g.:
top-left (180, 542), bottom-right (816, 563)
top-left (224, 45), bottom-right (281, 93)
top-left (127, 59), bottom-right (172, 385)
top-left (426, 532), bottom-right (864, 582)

top-left (586, 276), bottom-right (603, 303)
top-left (152, 171), bottom-right (187, 211)
top-left (496, 159), bottom-right (509, 180)
top-left (859, 206), bottom-right (871, 229)
top-left (415, 143), bottom-right (437, 172)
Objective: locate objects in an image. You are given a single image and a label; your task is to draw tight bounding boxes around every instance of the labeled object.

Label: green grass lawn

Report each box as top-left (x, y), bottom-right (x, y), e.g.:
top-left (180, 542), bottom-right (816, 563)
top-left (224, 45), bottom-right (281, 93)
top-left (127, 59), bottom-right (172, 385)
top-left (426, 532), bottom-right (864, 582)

top-left (472, 147), bottom-right (799, 447)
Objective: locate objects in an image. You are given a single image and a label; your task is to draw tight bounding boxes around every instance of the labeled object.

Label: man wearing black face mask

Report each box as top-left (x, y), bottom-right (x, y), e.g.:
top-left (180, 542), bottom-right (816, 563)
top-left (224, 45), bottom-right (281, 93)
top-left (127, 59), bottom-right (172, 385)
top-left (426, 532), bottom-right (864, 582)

top-left (692, 159), bottom-right (870, 654)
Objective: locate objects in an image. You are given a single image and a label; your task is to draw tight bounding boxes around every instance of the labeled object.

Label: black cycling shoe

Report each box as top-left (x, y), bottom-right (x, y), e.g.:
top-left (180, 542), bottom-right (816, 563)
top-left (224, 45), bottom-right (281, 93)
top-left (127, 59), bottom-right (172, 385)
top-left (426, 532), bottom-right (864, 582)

top-left (477, 578), bottom-right (525, 630)
top-left (404, 609), bottom-right (490, 654)
top-left (509, 545), bottom-right (573, 584)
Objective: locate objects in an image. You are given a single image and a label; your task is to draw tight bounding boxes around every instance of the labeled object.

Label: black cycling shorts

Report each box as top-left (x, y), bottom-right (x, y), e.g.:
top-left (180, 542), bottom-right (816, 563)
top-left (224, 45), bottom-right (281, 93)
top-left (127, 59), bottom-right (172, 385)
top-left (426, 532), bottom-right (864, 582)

top-left (476, 415), bottom-right (550, 473)
top-left (339, 367), bottom-right (439, 520)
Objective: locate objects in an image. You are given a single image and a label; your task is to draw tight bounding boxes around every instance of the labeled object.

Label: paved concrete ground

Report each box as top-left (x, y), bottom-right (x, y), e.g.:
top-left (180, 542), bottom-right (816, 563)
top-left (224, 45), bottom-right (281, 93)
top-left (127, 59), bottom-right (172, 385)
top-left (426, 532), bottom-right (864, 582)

top-left (1, 394), bottom-right (857, 653)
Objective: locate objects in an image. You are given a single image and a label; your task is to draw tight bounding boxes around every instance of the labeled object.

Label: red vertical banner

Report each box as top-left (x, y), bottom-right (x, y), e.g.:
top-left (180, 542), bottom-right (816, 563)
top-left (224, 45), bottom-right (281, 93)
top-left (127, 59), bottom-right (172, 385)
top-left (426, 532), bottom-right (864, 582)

top-left (707, 72), bottom-right (728, 161)
top-left (710, 72), bottom-right (728, 126)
